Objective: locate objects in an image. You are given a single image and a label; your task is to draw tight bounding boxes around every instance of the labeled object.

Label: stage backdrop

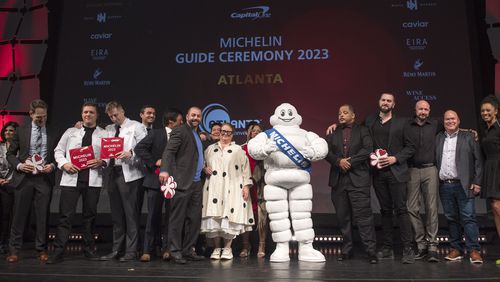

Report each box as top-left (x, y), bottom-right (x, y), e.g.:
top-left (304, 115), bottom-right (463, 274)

top-left (51, 0), bottom-right (480, 213)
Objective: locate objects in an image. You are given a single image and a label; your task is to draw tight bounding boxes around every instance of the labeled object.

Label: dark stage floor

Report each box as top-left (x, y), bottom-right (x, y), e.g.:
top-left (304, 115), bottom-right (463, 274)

top-left (0, 243), bottom-right (499, 281)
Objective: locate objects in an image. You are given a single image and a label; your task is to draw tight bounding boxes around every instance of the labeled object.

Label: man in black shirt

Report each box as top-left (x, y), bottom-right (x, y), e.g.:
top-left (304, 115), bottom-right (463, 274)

top-left (326, 105), bottom-right (377, 264)
top-left (364, 93), bottom-right (416, 264)
top-left (406, 100), bottom-right (441, 262)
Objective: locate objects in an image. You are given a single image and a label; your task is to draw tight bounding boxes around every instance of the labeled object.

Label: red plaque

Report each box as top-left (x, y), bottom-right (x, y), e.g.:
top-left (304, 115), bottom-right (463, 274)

top-left (100, 137), bottom-right (124, 159)
top-left (69, 146), bottom-right (95, 170)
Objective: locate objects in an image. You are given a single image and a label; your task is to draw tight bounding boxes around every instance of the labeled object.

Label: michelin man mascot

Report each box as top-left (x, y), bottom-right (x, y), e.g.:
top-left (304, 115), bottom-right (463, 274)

top-left (248, 103), bottom-right (328, 262)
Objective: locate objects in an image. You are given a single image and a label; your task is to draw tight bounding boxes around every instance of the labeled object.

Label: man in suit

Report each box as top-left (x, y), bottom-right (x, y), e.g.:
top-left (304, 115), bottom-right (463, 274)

top-left (99, 101), bottom-right (147, 262)
top-left (364, 93), bottom-right (416, 264)
top-left (159, 106), bottom-right (205, 264)
top-left (436, 110), bottom-right (483, 264)
top-left (48, 102), bottom-right (108, 263)
top-left (326, 104), bottom-right (377, 264)
top-left (6, 99), bottom-right (57, 263)
top-left (134, 108), bottom-right (183, 262)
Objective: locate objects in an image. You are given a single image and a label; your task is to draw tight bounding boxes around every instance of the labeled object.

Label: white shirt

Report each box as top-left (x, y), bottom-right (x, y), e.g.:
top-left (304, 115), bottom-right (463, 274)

top-left (54, 126), bottom-right (108, 187)
top-left (165, 126), bottom-right (172, 141)
top-left (439, 130), bottom-right (459, 180)
top-left (105, 118), bottom-right (147, 182)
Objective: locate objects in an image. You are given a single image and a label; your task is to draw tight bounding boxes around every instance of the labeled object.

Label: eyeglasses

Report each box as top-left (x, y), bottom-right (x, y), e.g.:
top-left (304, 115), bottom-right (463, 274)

top-left (221, 130), bottom-right (233, 136)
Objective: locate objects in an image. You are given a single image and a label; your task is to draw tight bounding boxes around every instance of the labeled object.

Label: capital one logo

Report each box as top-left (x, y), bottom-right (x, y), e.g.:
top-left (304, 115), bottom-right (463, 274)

top-left (407, 0), bottom-right (418, 10)
top-left (97, 12), bottom-right (106, 23)
top-left (231, 6), bottom-right (271, 20)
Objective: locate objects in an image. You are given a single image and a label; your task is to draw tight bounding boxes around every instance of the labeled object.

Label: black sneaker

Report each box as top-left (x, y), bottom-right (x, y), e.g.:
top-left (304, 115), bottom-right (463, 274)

top-left (415, 248), bottom-right (428, 260)
top-left (47, 254), bottom-right (64, 264)
top-left (427, 250), bottom-right (439, 263)
top-left (402, 247), bottom-right (415, 264)
top-left (376, 248), bottom-right (394, 259)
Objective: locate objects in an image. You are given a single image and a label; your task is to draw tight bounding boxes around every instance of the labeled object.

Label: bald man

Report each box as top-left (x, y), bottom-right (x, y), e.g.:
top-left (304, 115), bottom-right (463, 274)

top-left (405, 100), bottom-right (443, 262)
top-left (436, 110), bottom-right (483, 264)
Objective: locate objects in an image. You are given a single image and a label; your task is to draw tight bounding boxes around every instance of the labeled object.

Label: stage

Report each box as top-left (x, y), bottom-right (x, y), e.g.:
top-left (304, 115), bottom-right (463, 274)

top-left (0, 243), bottom-right (499, 281)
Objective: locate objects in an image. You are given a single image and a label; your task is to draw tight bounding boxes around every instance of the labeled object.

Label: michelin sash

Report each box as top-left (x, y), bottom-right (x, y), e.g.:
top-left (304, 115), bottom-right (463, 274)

top-left (265, 128), bottom-right (312, 173)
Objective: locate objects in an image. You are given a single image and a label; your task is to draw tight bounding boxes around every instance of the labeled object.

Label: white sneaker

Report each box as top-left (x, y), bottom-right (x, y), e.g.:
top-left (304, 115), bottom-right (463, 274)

top-left (210, 248), bottom-right (222, 260)
top-left (270, 242), bottom-right (290, 262)
top-left (220, 248), bottom-right (233, 260)
top-left (298, 242), bottom-right (325, 262)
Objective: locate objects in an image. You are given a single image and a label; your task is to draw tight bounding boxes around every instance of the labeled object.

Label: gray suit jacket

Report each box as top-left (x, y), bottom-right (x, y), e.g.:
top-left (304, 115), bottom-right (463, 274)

top-left (436, 131), bottom-right (483, 194)
top-left (160, 124), bottom-right (200, 191)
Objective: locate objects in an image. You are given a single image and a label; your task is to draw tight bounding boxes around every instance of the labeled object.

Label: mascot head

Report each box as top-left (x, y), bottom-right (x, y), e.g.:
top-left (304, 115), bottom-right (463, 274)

top-left (270, 103), bottom-right (302, 127)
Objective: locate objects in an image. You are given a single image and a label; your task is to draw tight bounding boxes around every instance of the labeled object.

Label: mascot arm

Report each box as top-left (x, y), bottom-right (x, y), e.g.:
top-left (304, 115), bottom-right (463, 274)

top-left (304, 131), bottom-right (328, 161)
top-left (248, 132), bottom-right (274, 160)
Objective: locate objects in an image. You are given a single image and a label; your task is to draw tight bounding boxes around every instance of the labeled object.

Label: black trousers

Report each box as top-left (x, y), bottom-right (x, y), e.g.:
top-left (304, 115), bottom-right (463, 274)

top-left (53, 181), bottom-right (101, 255)
top-left (107, 167), bottom-right (141, 255)
top-left (0, 187), bottom-right (14, 248)
top-left (141, 187), bottom-right (164, 254)
top-left (9, 175), bottom-right (52, 254)
top-left (331, 174), bottom-right (376, 255)
top-left (168, 181), bottom-right (202, 256)
top-left (372, 169), bottom-right (413, 249)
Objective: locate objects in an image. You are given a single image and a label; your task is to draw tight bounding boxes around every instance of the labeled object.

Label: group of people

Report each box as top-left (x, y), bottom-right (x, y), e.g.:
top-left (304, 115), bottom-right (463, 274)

top-left (0, 93), bottom-right (498, 266)
top-left (325, 93), bottom-right (500, 265)
top-left (0, 100), bottom-right (269, 265)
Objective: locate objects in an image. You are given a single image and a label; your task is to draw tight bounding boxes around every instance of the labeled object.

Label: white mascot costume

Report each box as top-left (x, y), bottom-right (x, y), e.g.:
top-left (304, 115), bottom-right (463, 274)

top-left (248, 103), bottom-right (327, 262)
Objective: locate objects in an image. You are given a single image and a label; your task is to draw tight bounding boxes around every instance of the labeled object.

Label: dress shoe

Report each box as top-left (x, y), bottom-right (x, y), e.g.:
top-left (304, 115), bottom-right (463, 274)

top-left (140, 253), bottom-right (151, 262)
top-left (337, 253), bottom-right (352, 261)
top-left (376, 247), bottom-right (394, 260)
top-left (99, 251), bottom-right (120, 261)
top-left (38, 252), bottom-right (49, 263)
top-left (6, 255), bottom-right (19, 263)
top-left (427, 251), bottom-right (439, 263)
top-left (368, 254), bottom-right (378, 264)
top-left (401, 247), bottom-right (415, 264)
top-left (119, 253), bottom-right (136, 262)
top-left (415, 248), bottom-right (428, 260)
top-left (184, 251), bottom-right (204, 261)
top-left (469, 250), bottom-right (483, 264)
top-left (47, 254), bottom-right (64, 264)
top-left (162, 251), bottom-right (171, 261)
top-left (170, 252), bottom-right (187, 264)
top-left (83, 249), bottom-right (100, 261)
top-left (444, 248), bottom-right (463, 261)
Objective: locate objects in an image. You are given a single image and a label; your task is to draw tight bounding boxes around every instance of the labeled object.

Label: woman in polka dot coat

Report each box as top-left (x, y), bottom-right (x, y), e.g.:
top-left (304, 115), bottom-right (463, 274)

top-left (201, 123), bottom-right (255, 260)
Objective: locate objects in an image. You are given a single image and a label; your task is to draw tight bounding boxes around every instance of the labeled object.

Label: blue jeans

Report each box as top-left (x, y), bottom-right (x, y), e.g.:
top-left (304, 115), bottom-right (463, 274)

top-left (439, 182), bottom-right (480, 253)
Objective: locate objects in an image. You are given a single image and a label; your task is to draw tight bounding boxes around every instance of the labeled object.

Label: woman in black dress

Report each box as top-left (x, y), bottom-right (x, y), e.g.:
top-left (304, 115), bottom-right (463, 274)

top-left (479, 95), bottom-right (500, 265)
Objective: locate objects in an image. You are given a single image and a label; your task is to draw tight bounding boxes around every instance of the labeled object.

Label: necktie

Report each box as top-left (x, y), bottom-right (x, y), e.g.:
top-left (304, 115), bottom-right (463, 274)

top-left (110, 125), bottom-right (120, 166)
top-left (34, 126), bottom-right (42, 155)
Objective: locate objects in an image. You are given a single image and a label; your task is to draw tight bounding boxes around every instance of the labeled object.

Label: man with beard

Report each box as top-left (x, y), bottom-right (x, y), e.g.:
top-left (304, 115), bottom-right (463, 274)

top-left (325, 104), bottom-right (378, 264)
top-left (406, 100), bottom-right (442, 262)
top-left (364, 93), bottom-right (416, 264)
top-left (159, 107), bottom-right (205, 264)
top-left (135, 108), bottom-right (183, 262)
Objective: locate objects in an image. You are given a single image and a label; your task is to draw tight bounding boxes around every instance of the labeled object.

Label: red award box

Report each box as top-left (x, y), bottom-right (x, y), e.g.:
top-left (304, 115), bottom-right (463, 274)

top-left (69, 146), bottom-right (95, 170)
top-left (100, 137), bottom-right (124, 159)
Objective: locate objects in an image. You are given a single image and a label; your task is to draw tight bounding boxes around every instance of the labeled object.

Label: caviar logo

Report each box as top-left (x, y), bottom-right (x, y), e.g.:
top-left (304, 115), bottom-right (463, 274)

top-left (230, 6), bottom-right (271, 20)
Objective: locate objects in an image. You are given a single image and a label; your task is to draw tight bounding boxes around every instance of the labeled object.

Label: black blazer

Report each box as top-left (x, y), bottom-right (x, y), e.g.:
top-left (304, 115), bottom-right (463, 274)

top-left (160, 124), bottom-right (199, 191)
top-left (325, 123), bottom-right (372, 188)
top-left (135, 128), bottom-right (169, 189)
top-left (6, 125), bottom-right (57, 188)
top-left (436, 131), bottom-right (483, 194)
top-left (364, 113), bottom-right (415, 183)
